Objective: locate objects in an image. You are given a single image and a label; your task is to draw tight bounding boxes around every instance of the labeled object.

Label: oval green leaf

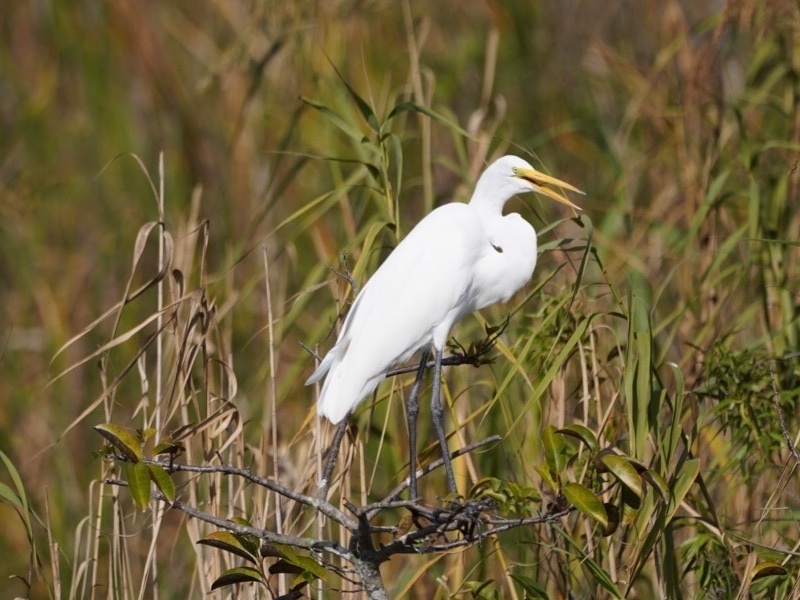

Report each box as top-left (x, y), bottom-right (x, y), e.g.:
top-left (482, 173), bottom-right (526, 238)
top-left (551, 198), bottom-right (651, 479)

top-left (752, 561), bottom-right (788, 581)
top-left (593, 448), bottom-right (618, 473)
top-left (563, 482), bottom-right (608, 528)
top-left (95, 424), bottom-right (143, 462)
top-left (260, 543), bottom-right (283, 559)
top-left (621, 484), bottom-right (642, 513)
top-left (602, 503), bottom-right (620, 536)
top-left (543, 425), bottom-right (566, 474)
top-left (557, 424), bottom-right (598, 452)
top-left (197, 531), bottom-right (258, 564)
top-left (0, 481), bottom-right (22, 510)
top-left (506, 482), bottom-right (540, 503)
top-left (146, 464), bottom-right (175, 502)
top-left (623, 455), bottom-right (648, 473)
top-left (269, 559), bottom-right (304, 575)
top-left (139, 428), bottom-right (157, 442)
top-left (125, 461), bottom-right (150, 510)
top-left (153, 440), bottom-right (184, 457)
top-left (269, 556), bottom-right (327, 583)
top-left (534, 464), bottom-right (558, 493)
top-left (230, 516), bottom-right (253, 528)
top-left (471, 477), bottom-right (504, 501)
top-left (292, 555), bottom-right (327, 580)
top-left (210, 566), bottom-right (264, 590)
top-left (601, 454), bottom-right (644, 498)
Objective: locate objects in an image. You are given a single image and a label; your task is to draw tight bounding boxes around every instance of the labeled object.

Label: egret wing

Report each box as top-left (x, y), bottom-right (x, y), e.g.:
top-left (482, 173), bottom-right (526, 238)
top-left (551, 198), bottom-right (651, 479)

top-left (313, 203), bottom-right (483, 422)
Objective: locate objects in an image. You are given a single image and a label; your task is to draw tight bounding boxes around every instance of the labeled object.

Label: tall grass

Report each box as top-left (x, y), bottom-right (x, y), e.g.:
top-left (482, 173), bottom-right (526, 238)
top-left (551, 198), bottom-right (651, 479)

top-left (1, 0), bottom-right (799, 598)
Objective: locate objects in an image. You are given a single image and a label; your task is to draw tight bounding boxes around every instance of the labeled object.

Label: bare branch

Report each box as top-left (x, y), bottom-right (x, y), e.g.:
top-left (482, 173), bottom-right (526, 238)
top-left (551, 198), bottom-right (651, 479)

top-left (300, 317), bottom-right (510, 376)
top-left (143, 458), bottom-right (358, 530)
top-left (333, 251), bottom-right (359, 296)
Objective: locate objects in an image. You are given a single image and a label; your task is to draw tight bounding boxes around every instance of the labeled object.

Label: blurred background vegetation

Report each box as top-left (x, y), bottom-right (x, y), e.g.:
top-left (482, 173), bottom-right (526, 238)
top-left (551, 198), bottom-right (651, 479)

top-left (2, 0), bottom-right (800, 598)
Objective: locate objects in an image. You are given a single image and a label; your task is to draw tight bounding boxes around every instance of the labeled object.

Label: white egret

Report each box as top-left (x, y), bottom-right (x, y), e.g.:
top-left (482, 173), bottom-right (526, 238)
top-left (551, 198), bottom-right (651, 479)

top-left (307, 155), bottom-right (583, 498)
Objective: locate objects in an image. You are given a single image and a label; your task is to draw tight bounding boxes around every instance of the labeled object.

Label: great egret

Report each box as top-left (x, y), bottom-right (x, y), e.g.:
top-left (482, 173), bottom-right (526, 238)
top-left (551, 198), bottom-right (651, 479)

top-left (307, 155), bottom-right (583, 498)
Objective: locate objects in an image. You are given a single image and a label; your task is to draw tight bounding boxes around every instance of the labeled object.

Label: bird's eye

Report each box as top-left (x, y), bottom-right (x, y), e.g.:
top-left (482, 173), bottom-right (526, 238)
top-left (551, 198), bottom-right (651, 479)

top-left (512, 167), bottom-right (518, 175)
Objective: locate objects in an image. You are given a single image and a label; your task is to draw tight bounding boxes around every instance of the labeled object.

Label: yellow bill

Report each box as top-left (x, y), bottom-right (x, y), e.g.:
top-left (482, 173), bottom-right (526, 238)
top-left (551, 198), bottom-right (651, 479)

top-left (516, 166), bottom-right (584, 210)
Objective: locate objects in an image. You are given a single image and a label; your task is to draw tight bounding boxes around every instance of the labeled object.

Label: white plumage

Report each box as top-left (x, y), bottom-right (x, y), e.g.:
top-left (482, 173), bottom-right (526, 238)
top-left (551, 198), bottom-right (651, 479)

top-left (307, 155), bottom-right (582, 425)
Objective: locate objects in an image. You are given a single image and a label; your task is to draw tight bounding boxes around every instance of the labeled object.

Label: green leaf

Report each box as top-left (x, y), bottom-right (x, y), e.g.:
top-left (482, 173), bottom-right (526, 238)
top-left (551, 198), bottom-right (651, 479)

top-left (328, 60), bottom-right (379, 132)
top-left (593, 448), bottom-right (617, 473)
top-left (542, 425), bottom-right (566, 474)
top-left (563, 482), bottom-right (608, 528)
top-left (752, 561), bottom-right (787, 581)
top-left (294, 556), bottom-right (327, 579)
top-left (260, 543), bottom-right (284, 559)
top-left (602, 503), bottom-right (620, 536)
top-left (558, 526), bottom-right (623, 598)
top-left (471, 478), bottom-right (507, 503)
top-left (507, 315), bottom-right (593, 436)
top-left (0, 450), bottom-right (30, 518)
top-left (350, 219), bottom-right (392, 281)
top-left (125, 461), bottom-right (150, 510)
top-left (300, 97), bottom-right (370, 143)
top-left (601, 454), bottom-right (644, 498)
top-left (0, 449), bottom-right (32, 542)
top-left (623, 276), bottom-right (652, 459)
top-left (569, 214), bottom-right (595, 310)
top-left (666, 458), bottom-right (700, 522)
top-left (386, 101), bottom-right (474, 139)
top-left (509, 574), bottom-right (549, 599)
top-left (230, 516), bottom-right (253, 528)
top-left (557, 424), bottom-right (598, 452)
top-left (642, 469), bottom-right (670, 501)
top-left (534, 464), bottom-right (558, 492)
top-left (269, 555), bottom-right (327, 587)
top-left (686, 169), bottom-right (731, 245)
top-left (0, 481), bottom-right (23, 510)
top-left (621, 484), bottom-right (642, 513)
top-left (95, 423), bottom-right (143, 462)
top-left (462, 580), bottom-right (500, 600)
top-left (632, 488), bottom-right (655, 540)
top-left (145, 464), bottom-right (175, 501)
top-left (153, 439), bottom-right (184, 456)
top-left (210, 566), bottom-right (264, 590)
top-left (505, 482), bottom-right (540, 503)
top-left (663, 363), bottom-right (685, 468)
top-left (197, 531), bottom-right (259, 563)
top-left (269, 559), bottom-right (304, 575)
top-left (138, 428), bottom-right (157, 443)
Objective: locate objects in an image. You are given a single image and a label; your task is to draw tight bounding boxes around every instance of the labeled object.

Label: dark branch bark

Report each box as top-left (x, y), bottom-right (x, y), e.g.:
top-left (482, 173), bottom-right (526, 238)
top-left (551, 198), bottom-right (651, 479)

top-left (104, 430), bottom-right (552, 600)
top-left (143, 458), bottom-right (358, 529)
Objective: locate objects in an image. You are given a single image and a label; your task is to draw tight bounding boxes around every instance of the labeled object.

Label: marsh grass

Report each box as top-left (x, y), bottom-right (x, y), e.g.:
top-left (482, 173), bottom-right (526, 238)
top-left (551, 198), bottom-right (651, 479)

top-left (2, 1), bottom-right (800, 598)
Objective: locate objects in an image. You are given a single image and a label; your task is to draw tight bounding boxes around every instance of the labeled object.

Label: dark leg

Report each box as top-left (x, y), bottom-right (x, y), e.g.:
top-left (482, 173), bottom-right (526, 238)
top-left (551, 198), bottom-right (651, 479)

top-left (430, 346), bottom-right (456, 494)
top-left (406, 349), bottom-right (430, 500)
top-left (318, 417), bottom-right (348, 500)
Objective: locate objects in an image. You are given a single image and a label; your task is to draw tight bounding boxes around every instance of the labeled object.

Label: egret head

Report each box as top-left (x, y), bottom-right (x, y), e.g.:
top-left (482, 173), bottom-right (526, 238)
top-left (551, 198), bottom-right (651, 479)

top-left (472, 155), bottom-right (584, 211)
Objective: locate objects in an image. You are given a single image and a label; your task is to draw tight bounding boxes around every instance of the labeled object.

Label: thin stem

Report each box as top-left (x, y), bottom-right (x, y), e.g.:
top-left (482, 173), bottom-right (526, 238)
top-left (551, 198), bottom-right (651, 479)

top-left (262, 246), bottom-right (285, 595)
